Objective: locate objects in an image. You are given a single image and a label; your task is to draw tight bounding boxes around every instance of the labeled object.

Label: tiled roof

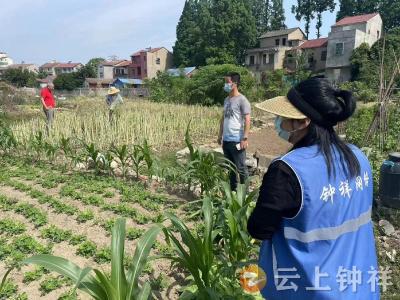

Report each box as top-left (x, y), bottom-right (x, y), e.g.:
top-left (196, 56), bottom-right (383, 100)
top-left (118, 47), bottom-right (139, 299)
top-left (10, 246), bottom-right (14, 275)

top-left (56, 63), bottom-right (82, 68)
top-left (41, 62), bottom-right (60, 68)
top-left (131, 47), bottom-right (164, 56)
top-left (115, 61), bottom-right (131, 67)
top-left (335, 13), bottom-right (379, 26)
top-left (41, 62), bottom-right (82, 68)
top-left (101, 60), bottom-right (130, 67)
top-left (260, 28), bottom-right (304, 38)
top-left (298, 38), bottom-right (328, 49)
top-left (101, 60), bottom-right (125, 66)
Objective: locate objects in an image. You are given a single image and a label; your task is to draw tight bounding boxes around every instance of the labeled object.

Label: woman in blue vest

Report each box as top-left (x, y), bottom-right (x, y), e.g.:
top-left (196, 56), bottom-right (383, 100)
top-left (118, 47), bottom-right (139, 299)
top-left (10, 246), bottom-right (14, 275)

top-left (248, 77), bottom-right (379, 299)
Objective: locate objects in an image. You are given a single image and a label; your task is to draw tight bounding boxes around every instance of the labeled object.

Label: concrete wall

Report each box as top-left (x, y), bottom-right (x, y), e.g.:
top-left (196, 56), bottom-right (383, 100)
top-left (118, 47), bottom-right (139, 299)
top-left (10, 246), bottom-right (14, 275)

top-left (146, 48), bottom-right (173, 79)
top-left (259, 29), bottom-right (305, 48)
top-left (246, 47), bottom-right (290, 76)
top-left (364, 15), bottom-right (383, 46)
top-left (325, 67), bottom-right (352, 82)
top-left (326, 29), bottom-right (357, 69)
top-left (306, 47), bottom-right (328, 72)
top-left (288, 30), bottom-right (307, 43)
top-left (99, 66), bottom-right (114, 79)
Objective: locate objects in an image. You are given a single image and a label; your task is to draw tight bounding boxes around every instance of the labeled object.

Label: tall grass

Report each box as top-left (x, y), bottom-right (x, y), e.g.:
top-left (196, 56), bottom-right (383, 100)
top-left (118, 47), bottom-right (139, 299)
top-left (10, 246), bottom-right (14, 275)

top-left (11, 98), bottom-right (220, 150)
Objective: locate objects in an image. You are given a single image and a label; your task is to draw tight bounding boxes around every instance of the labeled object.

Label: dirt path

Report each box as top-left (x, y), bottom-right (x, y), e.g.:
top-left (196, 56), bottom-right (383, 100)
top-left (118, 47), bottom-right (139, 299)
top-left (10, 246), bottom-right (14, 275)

top-left (248, 125), bottom-right (291, 157)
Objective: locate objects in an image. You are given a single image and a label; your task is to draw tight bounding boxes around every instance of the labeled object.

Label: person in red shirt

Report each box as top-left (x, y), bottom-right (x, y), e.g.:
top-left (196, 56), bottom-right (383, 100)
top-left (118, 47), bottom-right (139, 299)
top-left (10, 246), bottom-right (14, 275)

top-left (40, 83), bottom-right (56, 134)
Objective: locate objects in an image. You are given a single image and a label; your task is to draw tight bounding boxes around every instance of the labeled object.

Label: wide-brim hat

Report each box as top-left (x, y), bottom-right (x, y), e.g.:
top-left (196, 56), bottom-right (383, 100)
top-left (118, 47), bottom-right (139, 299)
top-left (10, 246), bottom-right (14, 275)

top-left (107, 87), bottom-right (120, 95)
top-left (255, 96), bottom-right (307, 119)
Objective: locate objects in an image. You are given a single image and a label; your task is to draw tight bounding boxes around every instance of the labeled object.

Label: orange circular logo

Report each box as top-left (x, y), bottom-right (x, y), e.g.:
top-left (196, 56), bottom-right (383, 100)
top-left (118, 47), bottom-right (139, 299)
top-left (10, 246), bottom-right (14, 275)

top-left (238, 264), bottom-right (267, 293)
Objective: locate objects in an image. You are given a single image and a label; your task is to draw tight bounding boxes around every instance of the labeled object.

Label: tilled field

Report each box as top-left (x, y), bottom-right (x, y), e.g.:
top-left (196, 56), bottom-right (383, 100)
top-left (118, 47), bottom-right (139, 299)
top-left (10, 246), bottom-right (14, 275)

top-left (0, 158), bottom-right (194, 300)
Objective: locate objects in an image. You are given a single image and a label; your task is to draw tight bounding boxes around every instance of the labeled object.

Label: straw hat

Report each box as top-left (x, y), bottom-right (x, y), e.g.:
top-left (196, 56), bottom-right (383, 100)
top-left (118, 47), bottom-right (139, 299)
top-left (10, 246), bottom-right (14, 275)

top-left (255, 96), bottom-right (306, 119)
top-left (107, 86), bottom-right (120, 95)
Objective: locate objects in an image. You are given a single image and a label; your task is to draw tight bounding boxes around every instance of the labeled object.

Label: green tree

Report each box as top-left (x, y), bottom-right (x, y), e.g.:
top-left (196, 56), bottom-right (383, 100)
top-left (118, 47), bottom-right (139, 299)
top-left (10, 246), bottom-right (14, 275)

top-left (173, 0), bottom-right (257, 66)
top-left (292, 0), bottom-right (315, 39)
top-left (173, 0), bottom-right (200, 67)
top-left (269, 0), bottom-right (286, 30)
top-left (53, 73), bottom-right (80, 91)
top-left (251, 0), bottom-right (271, 37)
top-left (349, 30), bottom-right (400, 88)
top-left (2, 69), bottom-right (37, 88)
top-left (315, 0), bottom-right (336, 38)
top-left (187, 64), bottom-right (256, 105)
top-left (206, 0), bottom-right (258, 64)
top-left (349, 43), bottom-right (372, 81)
top-left (86, 58), bottom-right (105, 77)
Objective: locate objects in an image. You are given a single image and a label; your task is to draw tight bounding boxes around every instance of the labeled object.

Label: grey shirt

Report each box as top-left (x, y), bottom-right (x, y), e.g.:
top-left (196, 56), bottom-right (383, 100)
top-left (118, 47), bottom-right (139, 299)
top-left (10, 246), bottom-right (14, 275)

top-left (223, 94), bottom-right (251, 142)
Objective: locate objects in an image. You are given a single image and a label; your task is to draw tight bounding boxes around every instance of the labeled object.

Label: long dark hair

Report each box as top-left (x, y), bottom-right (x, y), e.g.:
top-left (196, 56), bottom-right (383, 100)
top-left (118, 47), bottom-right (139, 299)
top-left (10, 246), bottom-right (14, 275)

top-left (289, 78), bottom-right (360, 179)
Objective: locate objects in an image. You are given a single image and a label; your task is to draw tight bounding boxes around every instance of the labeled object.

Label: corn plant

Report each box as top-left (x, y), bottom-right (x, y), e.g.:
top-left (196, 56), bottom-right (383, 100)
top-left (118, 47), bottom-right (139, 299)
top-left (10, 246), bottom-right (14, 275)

top-left (0, 121), bottom-right (17, 154)
top-left (218, 181), bottom-right (258, 263)
top-left (43, 141), bottom-right (58, 163)
top-left (163, 198), bottom-right (249, 299)
top-left (23, 219), bottom-right (162, 300)
top-left (29, 131), bottom-right (45, 160)
top-left (185, 152), bottom-right (232, 196)
top-left (83, 142), bottom-right (103, 175)
top-left (130, 145), bottom-right (144, 180)
top-left (163, 197), bottom-right (217, 298)
top-left (141, 139), bottom-right (153, 182)
top-left (110, 144), bottom-right (130, 178)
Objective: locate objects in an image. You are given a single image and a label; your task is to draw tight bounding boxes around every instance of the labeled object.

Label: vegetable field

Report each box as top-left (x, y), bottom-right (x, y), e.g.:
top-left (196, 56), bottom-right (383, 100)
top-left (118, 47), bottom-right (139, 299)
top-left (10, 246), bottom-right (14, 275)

top-left (10, 98), bottom-right (220, 151)
top-left (0, 157), bottom-right (186, 299)
top-left (1, 97), bottom-right (398, 299)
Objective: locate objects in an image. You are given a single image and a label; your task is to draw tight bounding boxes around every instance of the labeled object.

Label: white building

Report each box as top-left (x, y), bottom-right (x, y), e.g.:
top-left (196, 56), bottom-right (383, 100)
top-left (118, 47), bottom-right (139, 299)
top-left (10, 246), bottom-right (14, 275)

top-left (0, 52), bottom-right (14, 76)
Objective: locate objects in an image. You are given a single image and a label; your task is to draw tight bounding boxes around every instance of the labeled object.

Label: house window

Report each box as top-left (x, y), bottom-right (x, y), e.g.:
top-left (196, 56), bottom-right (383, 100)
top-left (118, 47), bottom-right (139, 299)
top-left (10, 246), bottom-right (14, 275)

top-left (335, 43), bottom-right (344, 56)
top-left (137, 67), bottom-right (141, 76)
top-left (156, 58), bottom-right (161, 65)
top-left (377, 30), bottom-right (380, 38)
top-left (249, 55), bottom-right (255, 65)
top-left (269, 54), bottom-right (275, 64)
top-left (282, 38), bottom-right (286, 46)
top-left (288, 41), bottom-right (293, 47)
top-left (263, 54), bottom-right (268, 64)
top-left (275, 39), bottom-right (280, 46)
top-left (308, 54), bottom-right (314, 64)
top-left (321, 50), bottom-right (327, 61)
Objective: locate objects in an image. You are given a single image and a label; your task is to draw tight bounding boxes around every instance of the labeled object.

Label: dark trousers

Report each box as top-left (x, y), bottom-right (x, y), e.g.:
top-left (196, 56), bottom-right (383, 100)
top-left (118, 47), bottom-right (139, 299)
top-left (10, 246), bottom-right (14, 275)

top-left (222, 141), bottom-right (249, 191)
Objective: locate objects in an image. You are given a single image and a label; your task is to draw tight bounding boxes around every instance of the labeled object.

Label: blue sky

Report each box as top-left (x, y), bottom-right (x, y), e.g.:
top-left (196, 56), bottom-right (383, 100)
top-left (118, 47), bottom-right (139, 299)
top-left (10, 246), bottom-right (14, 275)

top-left (1, 0), bottom-right (339, 65)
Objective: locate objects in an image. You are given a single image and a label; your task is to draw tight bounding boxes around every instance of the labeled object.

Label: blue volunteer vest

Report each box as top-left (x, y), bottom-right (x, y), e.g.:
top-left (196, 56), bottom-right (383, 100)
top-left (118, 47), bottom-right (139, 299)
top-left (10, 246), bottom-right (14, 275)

top-left (259, 145), bottom-right (380, 300)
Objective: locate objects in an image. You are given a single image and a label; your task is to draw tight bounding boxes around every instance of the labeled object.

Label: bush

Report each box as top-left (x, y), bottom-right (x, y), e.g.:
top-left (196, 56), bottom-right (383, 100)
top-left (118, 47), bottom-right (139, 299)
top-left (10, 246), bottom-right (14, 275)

top-left (261, 69), bottom-right (291, 99)
top-left (340, 81), bottom-right (378, 103)
top-left (187, 64), bottom-right (256, 105)
top-left (346, 104), bottom-right (400, 153)
top-left (146, 64), bottom-right (258, 105)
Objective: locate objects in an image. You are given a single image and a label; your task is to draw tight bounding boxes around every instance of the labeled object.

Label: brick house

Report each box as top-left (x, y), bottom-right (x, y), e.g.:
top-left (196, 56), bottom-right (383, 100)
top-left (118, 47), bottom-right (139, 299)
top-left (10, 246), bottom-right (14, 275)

top-left (128, 47), bottom-right (173, 80)
top-left (325, 13), bottom-right (383, 82)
